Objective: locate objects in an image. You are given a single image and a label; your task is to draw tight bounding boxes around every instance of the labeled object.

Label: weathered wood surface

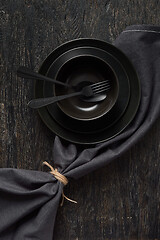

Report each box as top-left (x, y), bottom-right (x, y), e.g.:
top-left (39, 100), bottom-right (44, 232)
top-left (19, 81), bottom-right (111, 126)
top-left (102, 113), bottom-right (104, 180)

top-left (1, 0), bottom-right (160, 239)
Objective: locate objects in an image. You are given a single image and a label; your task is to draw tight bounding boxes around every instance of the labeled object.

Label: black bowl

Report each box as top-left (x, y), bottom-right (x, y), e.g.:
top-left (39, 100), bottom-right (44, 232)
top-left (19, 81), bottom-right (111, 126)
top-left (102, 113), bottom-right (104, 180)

top-left (54, 55), bottom-right (119, 121)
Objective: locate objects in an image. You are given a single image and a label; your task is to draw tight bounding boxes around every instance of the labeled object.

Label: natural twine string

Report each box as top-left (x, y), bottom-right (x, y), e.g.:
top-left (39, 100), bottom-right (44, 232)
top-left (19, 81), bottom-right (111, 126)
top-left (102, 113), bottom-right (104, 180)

top-left (42, 161), bottom-right (77, 206)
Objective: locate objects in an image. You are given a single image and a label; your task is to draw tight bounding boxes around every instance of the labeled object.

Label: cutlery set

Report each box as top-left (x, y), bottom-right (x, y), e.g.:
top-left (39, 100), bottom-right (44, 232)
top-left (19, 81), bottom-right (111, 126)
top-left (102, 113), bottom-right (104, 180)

top-left (17, 66), bottom-right (111, 108)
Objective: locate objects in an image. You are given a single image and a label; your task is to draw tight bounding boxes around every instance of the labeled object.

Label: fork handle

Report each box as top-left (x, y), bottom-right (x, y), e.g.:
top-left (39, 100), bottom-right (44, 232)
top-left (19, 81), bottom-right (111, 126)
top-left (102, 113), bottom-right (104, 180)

top-left (28, 91), bottom-right (81, 109)
top-left (17, 66), bottom-right (69, 87)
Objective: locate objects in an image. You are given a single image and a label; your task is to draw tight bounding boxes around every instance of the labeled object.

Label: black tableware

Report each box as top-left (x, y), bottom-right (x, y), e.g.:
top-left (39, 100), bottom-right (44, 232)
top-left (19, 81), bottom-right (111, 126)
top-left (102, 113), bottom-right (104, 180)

top-left (53, 55), bottom-right (118, 120)
top-left (44, 46), bottom-right (130, 132)
top-left (17, 66), bottom-right (69, 87)
top-left (28, 80), bottom-right (111, 111)
top-left (46, 48), bottom-right (120, 121)
top-left (35, 39), bottom-right (141, 144)
top-left (17, 66), bottom-right (108, 103)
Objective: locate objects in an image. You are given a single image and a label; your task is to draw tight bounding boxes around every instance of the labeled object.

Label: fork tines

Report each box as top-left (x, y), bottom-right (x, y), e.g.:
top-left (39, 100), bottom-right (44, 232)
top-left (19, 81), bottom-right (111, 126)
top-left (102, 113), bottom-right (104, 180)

top-left (91, 80), bottom-right (110, 94)
top-left (91, 80), bottom-right (110, 88)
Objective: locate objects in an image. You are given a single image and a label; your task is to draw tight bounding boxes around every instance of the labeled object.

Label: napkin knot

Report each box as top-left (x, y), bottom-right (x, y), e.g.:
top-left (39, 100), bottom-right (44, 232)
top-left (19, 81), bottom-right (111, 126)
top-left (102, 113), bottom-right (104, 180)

top-left (43, 161), bottom-right (68, 185)
top-left (42, 161), bottom-right (77, 206)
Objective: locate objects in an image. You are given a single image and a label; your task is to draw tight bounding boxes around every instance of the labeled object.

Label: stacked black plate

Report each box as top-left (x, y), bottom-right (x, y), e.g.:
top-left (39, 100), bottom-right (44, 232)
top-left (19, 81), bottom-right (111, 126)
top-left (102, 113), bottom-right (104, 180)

top-left (35, 39), bottom-right (141, 144)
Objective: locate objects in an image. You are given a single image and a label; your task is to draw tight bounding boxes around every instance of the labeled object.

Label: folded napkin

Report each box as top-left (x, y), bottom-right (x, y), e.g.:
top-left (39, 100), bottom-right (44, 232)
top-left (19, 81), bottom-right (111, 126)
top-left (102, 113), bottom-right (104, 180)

top-left (0, 25), bottom-right (160, 239)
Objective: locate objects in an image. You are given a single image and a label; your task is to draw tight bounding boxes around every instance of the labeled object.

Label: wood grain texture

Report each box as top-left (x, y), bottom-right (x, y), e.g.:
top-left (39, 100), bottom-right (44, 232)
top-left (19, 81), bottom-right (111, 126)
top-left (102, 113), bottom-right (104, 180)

top-left (1, 0), bottom-right (160, 239)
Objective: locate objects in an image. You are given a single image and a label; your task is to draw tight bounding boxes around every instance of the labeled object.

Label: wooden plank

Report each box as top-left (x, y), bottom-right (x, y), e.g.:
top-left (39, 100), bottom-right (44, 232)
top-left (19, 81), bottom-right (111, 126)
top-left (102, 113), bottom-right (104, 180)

top-left (1, 0), bottom-right (160, 239)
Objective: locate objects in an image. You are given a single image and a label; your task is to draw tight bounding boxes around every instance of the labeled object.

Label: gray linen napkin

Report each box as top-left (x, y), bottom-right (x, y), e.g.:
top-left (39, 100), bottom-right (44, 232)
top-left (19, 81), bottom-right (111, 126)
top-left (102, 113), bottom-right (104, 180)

top-left (0, 25), bottom-right (160, 239)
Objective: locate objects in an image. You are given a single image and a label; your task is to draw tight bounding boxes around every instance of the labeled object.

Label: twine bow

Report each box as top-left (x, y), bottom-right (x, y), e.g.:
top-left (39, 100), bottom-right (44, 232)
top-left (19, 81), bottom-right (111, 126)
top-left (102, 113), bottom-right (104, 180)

top-left (43, 161), bottom-right (77, 206)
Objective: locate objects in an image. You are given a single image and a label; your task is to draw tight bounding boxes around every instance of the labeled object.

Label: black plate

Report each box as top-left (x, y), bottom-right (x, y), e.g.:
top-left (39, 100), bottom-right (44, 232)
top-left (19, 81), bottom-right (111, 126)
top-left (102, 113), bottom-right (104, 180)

top-left (35, 39), bottom-right (141, 144)
top-left (44, 46), bottom-right (130, 133)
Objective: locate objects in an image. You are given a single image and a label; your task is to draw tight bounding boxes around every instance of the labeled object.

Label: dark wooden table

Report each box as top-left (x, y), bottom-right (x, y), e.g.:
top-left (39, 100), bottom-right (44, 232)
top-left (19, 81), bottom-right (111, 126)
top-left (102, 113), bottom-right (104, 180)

top-left (1, 1), bottom-right (160, 239)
